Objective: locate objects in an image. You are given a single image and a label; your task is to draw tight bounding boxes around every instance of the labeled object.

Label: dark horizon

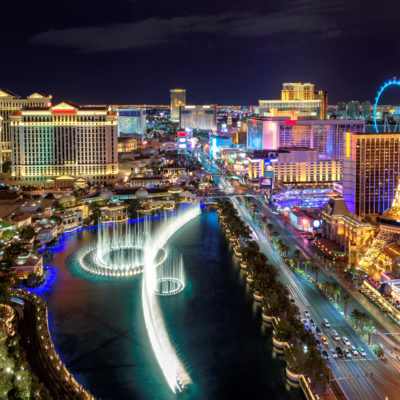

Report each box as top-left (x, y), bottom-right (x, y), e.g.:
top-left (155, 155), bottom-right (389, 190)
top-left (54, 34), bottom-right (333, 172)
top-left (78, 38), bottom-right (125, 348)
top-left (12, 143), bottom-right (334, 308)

top-left (1, 0), bottom-right (399, 106)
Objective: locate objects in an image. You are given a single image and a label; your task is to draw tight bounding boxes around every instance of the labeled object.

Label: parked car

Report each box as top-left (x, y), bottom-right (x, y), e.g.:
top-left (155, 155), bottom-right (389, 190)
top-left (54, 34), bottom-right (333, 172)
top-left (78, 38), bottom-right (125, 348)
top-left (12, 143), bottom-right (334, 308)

top-left (290, 298), bottom-right (295, 304)
top-left (344, 349), bottom-right (352, 358)
top-left (316, 326), bottom-right (322, 336)
top-left (316, 340), bottom-right (322, 349)
top-left (321, 336), bottom-right (328, 345)
top-left (330, 348), bottom-right (338, 359)
top-left (309, 319), bottom-right (315, 327)
top-left (321, 350), bottom-right (329, 359)
top-left (336, 347), bottom-right (343, 358)
top-left (303, 319), bottom-right (309, 330)
top-left (331, 330), bottom-right (340, 341)
top-left (358, 346), bottom-right (367, 357)
top-left (342, 336), bottom-right (351, 346)
top-left (304, 310), bottom-right (310, 318)
top-left (350, 345), bottom-right (358, 356)
top-left (323, 319), bottom-right (330, 328)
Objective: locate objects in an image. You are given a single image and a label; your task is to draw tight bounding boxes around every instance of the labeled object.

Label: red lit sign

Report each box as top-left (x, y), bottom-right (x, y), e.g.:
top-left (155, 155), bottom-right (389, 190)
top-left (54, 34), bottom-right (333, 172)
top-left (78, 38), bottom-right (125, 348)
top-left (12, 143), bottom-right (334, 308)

top-left (178, 132), bottom-right (186, 137)
top-left (51, 109), bottom-right (76, 114)
top-left (285, 120), bottom-right (297, 125)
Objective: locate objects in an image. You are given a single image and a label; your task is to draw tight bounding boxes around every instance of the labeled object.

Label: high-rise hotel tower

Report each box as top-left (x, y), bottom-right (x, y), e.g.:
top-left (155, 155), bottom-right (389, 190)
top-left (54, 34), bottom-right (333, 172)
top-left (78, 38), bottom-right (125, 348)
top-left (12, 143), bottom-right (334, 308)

top-left (170, 89), bottom-right (186, 122)
top-left (0, 90), bottom-right (52, 162)
top-left (343, 132), bottom-right (400, 217)
top-left (10, 102), bottom-right (118, 186)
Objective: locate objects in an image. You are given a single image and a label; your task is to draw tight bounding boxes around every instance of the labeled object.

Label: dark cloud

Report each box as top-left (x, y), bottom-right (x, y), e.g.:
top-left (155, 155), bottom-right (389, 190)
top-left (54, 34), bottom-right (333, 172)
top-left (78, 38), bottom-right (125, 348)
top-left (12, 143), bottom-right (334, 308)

top-left (31, 10), bottom-right (341, 53)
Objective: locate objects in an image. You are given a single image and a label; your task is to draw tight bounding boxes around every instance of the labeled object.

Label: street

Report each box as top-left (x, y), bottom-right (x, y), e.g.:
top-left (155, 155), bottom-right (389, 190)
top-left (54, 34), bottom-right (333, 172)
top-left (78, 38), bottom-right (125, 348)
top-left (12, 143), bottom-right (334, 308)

top-left (233, 197), bottom-right (398, 400)
top-left (199, 153), bottom-right (400, 400)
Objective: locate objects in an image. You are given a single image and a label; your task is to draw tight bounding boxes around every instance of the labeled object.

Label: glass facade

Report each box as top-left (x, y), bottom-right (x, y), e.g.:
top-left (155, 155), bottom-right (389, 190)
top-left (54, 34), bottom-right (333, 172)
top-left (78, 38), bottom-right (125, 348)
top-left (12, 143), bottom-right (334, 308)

top-left (259, 100), bottom-right (321, 119)
top-left (180, 106), bottom-right (216, 131)
top-left (170, 89), bottom-right (186, 122)
top-left (343, 133), bottom-right (400, 216)
top-left (118, 108), bottom-right (146, 136)
top-left (247, 123), bottom-right (263, 150)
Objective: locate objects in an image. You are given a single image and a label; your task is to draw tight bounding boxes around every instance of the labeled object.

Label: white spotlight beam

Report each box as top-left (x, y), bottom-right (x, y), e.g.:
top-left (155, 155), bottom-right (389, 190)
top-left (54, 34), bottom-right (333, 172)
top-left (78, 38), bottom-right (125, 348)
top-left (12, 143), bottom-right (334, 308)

top-left (142, 206), bottom-right (200, 393)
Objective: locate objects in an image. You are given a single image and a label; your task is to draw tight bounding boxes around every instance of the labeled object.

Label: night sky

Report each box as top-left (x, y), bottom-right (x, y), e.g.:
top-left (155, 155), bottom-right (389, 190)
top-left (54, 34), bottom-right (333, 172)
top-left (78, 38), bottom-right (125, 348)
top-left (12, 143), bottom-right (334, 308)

top-left (1, 0), bottom-right (399, 105)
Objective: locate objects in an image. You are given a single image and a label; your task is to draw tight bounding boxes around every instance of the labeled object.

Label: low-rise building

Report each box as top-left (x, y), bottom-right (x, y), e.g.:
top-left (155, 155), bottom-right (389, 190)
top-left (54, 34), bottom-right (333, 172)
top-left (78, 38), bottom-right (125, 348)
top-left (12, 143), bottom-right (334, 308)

top-left (13, 253), bottom-right (43, 279)
top-left (118, 136), bottom-right (138, 153)
top-left (35, 220), bottom-right (58, 244)
top-left (99, 204), bottom-right (128, 223)
top-left (57, 209), bottom-right (83, 232)
top-left (9, 213), bottom-right (32, 229)
top-left (322, 197), bottom-right (375, 264)
top-left (130, 176), bottom-right (163, 188)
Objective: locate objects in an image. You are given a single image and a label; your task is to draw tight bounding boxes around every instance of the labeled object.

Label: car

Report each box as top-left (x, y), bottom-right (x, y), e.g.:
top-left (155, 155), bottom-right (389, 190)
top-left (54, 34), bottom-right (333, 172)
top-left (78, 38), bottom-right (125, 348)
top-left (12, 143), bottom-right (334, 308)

top-left (321, 350), bottom-right (329, 359)
top-left (303, 319), bottom-right (309, 329)
top-left (330, 348), bottom-right (338, 359)
top-left (309, 319), bottom-right (315, 327)
top-left (358, 346), bottom-right (367, 357)
top-left (331, 330), bottom-right (340, 341)
top-left (316, 326), bottom-right (322, 336)
top-left (350, 345), bottom-right (358, 356)
top-left (321, 336), bottom-right (328, 345)
top-left (323, 319), bottom-right (331, 328)
top-left (344, 349), bottom-right (352, 358)
top-left (290, 298), bottom-right (295, 304)
top-left (336, 346), bottom-right (343, 358)
top-left (341, 336), bottom-right (351, 346)
top-left (304, 310), bottom-right (310, 318)
top-left (316, 340), bottom-right (322, 349)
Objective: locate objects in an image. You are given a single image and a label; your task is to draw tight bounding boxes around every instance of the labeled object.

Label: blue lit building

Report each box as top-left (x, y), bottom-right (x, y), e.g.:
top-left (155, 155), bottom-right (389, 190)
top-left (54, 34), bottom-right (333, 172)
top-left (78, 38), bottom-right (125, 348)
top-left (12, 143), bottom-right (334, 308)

top-left (117, 108), bottom-right (146, 136)
top-left (210, 136), bottom-right (233, 158)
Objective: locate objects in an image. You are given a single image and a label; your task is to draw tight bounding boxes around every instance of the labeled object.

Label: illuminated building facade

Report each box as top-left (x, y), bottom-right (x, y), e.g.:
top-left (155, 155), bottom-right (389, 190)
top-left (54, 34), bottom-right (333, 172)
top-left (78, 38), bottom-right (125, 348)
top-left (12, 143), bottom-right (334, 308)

top-left (118, 136), bottom-right (137, 153)
top-left (116, 108), bottom-right (146, 136)
top-left (281, 83), bottom-right (315, 100)
top-left (247, 148), bottom-right (340, 187)
top-left (179, 105), bottom-right (217, 131)
top-left (170, 89), bottom-right (186, 122)
top-left (259, 82), bottom-right (328, 120)
top-left (10, 102), bottom-right (118, 186)
top-left (343, 132), bottom-right (400, 216)
top-left (247, 117), bottom-right (364, 159)
top-left (246, 150), bottom-right (277, 179)
top-left (210, 136), bottom-right (232, 158)
top-left (321, 197), bottom-right (375, 264)
top-left (272, 148), bottom-right (341, 187)
top-left (0, 90), bottom-right (52, 161)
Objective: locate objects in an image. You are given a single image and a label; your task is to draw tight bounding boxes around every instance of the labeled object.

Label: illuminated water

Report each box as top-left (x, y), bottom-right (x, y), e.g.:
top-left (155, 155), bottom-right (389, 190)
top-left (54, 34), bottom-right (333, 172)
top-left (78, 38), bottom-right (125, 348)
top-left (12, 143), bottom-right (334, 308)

top-left (41, 210), bottom-right (303, 399)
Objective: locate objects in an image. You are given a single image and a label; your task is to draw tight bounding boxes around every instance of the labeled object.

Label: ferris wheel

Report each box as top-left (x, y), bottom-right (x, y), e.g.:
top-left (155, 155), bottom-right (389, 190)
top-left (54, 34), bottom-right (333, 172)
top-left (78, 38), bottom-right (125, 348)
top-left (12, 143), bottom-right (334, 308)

top-left (373, 77), bottom-right (400, 133)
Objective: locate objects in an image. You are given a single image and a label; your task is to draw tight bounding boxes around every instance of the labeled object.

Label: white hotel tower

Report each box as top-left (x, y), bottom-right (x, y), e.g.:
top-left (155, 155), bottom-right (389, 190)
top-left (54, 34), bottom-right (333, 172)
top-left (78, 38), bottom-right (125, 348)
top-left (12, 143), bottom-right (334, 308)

top-left (10, 102), bottom-right (118, 187)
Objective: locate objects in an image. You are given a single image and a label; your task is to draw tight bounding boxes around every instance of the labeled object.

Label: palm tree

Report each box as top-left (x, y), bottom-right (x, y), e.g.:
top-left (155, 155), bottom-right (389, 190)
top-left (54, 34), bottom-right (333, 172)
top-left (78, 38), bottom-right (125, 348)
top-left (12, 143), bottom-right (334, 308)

top-left (311, 262), bottom-right (319, 282)
top-left (266, 223), bottom-right (274, 239)
top-left (351, 308), bottom-right (363, 329)
top-left (303, 259), bottom-right (310, 276)
top-left (294, 249), bottom-right (301, 270)
top-left (271, 231), bottom-right (280, 241)
top-left (342, 292), bottom-right (351, 316)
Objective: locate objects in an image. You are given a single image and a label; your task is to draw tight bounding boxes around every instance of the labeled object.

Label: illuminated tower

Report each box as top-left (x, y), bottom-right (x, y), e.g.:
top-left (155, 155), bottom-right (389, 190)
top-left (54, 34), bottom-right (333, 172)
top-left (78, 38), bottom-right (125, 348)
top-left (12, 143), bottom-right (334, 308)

top-left (170, 89), bottom-right (186, 122)
top-left (227, 113), bottom-right (233, 132)
top-left (281, 83), bottom-right (315, 100)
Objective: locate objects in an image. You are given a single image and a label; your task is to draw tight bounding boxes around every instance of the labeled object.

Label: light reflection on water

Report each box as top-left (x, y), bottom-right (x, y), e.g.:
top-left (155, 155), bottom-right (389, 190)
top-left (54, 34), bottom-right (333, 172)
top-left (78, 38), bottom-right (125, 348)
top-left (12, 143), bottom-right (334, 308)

top-left (41, 210), bottom-right (303, 400)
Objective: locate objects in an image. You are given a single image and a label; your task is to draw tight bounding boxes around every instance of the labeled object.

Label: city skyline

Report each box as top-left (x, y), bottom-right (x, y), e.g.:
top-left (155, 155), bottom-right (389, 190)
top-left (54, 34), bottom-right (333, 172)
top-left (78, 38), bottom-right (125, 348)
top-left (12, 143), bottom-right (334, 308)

top-left (3, 1), bottom-right (400, 399)
top-left (1, 0), bottom-right (399, 105)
